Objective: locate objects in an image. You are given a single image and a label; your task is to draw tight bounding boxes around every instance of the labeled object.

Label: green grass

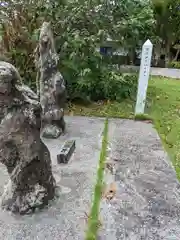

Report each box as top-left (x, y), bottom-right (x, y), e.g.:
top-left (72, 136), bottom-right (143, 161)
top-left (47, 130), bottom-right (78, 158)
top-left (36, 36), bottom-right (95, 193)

top-left (66, 76), bottom-right (180, 180)
top-left (66, 100), bottom-right (134, 119)
top-left (85, 118), bottom-right (108, 240)
top-left (147, 77), bottom-right (180, 179)
top-left (134, 113), bottom-right (153, 122)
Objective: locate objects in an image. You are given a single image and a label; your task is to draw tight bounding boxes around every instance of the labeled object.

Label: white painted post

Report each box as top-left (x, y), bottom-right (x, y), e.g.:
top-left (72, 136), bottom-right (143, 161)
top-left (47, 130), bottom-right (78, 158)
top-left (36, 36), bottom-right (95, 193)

top-left (135, 39), bottom-right (153, 115)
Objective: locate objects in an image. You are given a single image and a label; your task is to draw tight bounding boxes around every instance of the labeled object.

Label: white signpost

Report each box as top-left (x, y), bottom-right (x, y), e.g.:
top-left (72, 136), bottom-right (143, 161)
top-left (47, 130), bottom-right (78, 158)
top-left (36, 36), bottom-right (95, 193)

top-left (135, 39), bottom-right (153, 115)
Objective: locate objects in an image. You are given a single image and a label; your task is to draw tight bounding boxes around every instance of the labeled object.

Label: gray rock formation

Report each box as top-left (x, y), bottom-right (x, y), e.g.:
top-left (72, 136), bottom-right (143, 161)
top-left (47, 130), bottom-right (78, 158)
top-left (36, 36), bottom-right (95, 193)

top-left (0, 61), bottom-right (56, 214)
top-left (35, 22), bottom-right (67, 139)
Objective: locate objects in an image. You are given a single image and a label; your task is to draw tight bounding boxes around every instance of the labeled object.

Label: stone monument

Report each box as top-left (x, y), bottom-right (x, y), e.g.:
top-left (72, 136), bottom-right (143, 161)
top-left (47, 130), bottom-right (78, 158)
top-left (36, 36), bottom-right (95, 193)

top-left (35, 22), bottom-right (67, 139)
top-left (0, 61), bottom-right (56, 214)
top-left (135, 39), bottom-right (153, 115)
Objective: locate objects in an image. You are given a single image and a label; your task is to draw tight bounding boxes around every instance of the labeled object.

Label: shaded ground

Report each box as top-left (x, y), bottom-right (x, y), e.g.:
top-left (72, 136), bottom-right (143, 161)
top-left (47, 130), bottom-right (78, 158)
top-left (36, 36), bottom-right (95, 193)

top-left (0, 117), bottom-right (179, 239)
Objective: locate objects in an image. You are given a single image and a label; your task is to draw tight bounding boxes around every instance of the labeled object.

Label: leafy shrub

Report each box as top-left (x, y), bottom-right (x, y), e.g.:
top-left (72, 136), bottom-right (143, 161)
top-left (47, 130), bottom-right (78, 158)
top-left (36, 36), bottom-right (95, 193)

top-left (0, 1), bottom-right (138, 103)
top-left (102, 72), bottom-right (138, 101)
top-left (58, 29), bottom-right (138, 102)
top-left (0, 6), bottom-right (40, 91)
top-left (168, 61), bottom-right (180, 69)
top-left (59, 30), bottom-right (105, 101)
top-left (64, 63), bottom-right (138, 102)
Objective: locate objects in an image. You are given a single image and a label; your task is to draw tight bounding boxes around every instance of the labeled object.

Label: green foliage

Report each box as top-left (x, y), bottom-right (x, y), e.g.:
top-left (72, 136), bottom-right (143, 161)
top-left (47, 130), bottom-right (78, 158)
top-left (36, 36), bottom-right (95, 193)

top-left (101, 72), bottom-right (138, 101)
top-left (134, 114), bottom-right (153, 122)
top-left (111, 0), bottom-right (156, 49)
top-left (152, 0), bottom-right (180, 64)
top-left (0, 0), bottom-right (43, 90)
top-left (59, 29), bottom-right (105, 101)
top-left (63, 57), bottom-right (138, 102)
top-left (0, 0), bottom-right (151, 102)
top-left (152, 0), bottom-right (169, 15)
top-left (168, 61), bottom-right (180, 69)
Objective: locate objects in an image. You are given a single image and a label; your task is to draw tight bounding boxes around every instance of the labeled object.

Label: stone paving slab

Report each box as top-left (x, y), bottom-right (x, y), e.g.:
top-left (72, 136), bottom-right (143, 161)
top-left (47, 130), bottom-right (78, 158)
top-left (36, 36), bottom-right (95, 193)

top-left (100, 119), bottom-right (180, 240)
top-left (0, 117), bottom-right (180, 240)
top-left (0, 116), bottom-right (105, 240)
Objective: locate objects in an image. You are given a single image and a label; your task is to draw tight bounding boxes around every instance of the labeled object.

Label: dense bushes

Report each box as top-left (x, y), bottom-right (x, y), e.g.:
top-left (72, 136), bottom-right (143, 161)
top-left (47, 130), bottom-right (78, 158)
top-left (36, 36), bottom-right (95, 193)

top-left (168, 61), bottom-right (180, 69)
top-left (0, 4), bottom-right (40, 90)
top-left (59, 30), bottom-right (138, 102)
top-left (0, 0), bottom-right (138, 103)
top-left (0, 23), bottom-right (138, 102)
top-left (64, 65), bottom-right (138, 102)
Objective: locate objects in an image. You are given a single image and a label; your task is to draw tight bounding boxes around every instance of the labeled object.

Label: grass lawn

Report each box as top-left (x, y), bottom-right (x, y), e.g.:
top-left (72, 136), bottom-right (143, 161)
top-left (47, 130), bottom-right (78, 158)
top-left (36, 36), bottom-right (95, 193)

top-left (66, 76), bottom-right (180, 179)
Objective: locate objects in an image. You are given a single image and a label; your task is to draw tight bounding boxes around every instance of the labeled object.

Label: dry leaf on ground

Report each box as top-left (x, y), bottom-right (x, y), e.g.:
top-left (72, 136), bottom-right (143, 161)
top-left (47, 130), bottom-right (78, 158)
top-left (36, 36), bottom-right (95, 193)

top-left (103, 182), bottom-right (117, 201)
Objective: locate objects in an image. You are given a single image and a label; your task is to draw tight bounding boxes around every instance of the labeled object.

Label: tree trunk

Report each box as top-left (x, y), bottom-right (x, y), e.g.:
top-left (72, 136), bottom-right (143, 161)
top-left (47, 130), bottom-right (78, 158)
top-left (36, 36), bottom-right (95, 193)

top-left (165, 43), bottom-right (171, 67)
top-left (173, 49), bottom-right (180, 61)
top-left (129, 48), bottom-right (135, 65)
top-left (153, 44), bottom-right (161, 67)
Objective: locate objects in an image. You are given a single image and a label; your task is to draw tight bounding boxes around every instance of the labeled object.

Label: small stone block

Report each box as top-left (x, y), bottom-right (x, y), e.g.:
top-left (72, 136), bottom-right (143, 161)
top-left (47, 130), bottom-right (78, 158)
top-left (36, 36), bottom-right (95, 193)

top-left (57, 140), bottom-right (76, 164)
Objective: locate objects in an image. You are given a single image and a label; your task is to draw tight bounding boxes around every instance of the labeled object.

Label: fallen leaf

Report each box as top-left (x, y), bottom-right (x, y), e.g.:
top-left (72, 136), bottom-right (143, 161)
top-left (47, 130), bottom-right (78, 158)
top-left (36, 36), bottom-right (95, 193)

top-left (103, 182), bottom-right (117, 200)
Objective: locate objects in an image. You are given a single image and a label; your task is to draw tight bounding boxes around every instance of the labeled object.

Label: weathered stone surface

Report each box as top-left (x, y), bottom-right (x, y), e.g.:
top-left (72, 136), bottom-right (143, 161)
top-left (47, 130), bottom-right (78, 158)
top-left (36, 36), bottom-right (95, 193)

top-left (0, 116), bottom-right (104, 239)
top-left (42, 124), bottom-right (63, 139)
top-left (57, 140), bottom-right (76, 164)
top-left (0, 116), bottom-right (179, 239)
top-left (100, 119), bottom-right (180, 240)
top-left (0, 61), bottom-right (56, 214)
top-left (35, 22), bottom-right (66, 139)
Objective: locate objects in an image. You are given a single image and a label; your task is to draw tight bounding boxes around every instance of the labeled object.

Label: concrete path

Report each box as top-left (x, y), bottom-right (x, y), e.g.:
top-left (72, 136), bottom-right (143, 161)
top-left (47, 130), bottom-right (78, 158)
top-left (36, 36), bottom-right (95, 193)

top-left (0, 116), bottom-right (105, 240)
top-left (151, 67), bottom-right (180, 79)
top-left (0, 117), bottom-right (180, 239)
top-left (120, 65), bottom-right (180, 79)
top-left (100, 119), bottom-right (180, 240)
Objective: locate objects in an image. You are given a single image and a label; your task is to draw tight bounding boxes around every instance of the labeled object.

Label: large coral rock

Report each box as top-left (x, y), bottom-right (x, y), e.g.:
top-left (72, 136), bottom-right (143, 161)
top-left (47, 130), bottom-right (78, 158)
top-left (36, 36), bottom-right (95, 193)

top-left (35, 22), bottom-right (67, 139)
top-left (0, 61), bottom-right (56, 214)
